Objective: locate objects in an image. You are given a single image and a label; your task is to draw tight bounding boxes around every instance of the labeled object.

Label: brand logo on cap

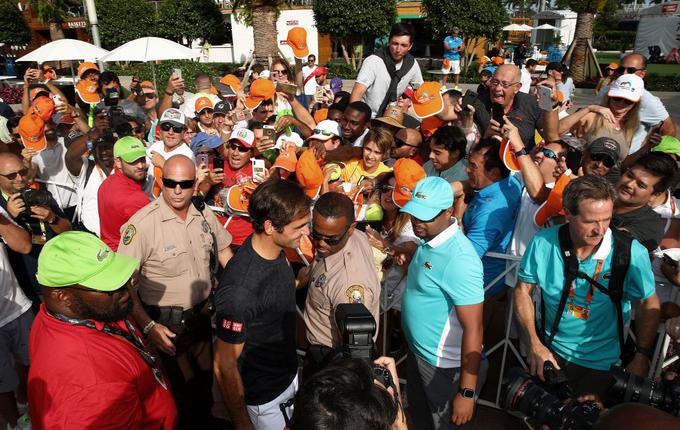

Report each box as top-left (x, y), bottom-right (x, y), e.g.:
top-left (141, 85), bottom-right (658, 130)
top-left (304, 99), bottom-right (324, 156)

top-left (96, 248), bottom-right (110, 262)
top-left (165, 110), bottom-right (181, 120)
top-left (415, 192), bottom-right (428, 199)
top-left (603, 141), bottom-right (617, 151)
top-left (417, 93), bottom-right (433, 104)
top-left (130, 143), bottom-right (142, 149)
top-left (619, 81), bottom-right (634, 91)
top-left (237, 130), bottom-right (248, 138)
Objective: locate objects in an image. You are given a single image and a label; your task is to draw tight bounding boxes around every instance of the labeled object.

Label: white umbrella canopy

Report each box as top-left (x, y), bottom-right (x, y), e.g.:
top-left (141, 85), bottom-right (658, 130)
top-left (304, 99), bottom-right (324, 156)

top-left (502, 24), bottom-right (525, 32)
top-left (518, 24), bottom-right (535, 31)
top-left (535, 23), bottom-right (558, 30)
top-left (99, 37), bottom-right (199, 63)
top-left (16, 39), bottom-right (109, 63)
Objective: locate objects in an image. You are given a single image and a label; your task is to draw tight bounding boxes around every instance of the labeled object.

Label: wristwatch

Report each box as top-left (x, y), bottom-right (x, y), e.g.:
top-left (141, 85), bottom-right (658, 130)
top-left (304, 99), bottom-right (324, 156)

top-left (458, 387), bottom-right (475, 399)
top-left (635, 345), bottom-right (654, 361)
top-left (514, 148), bottom-right (528, 158)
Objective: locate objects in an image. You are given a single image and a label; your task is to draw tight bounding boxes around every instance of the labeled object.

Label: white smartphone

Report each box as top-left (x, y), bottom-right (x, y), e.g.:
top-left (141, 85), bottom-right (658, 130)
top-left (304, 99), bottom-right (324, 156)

top-left (537, 86), bottom-right (553, 111)
top-left (172, 68), bottom-right (182, 80)
top-left (251, 158), bottom-right (266, 182)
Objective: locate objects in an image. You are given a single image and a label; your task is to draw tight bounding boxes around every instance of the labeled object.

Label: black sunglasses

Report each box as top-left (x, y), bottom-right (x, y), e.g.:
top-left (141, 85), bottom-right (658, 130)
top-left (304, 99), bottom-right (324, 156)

top-left (133, 124), bottom-right (145, 133)
top-left (310, 224), bottom-right (351, 246)
top-left (228, 142), bottom-right (251, 153)
top-left (144, 93), bottom-right (157, 99)
top-left (394, 138), bottom-right (418, 148)
top-left (590, 153), bottom-right (616, 168)
top-left (411, 209), bottom-right (446, 224)
top-left (616, 66), bottom-right (644, 74)
top-left (160, 122), bottom-right (186, 133)
top-left (162, 177), bottom-right (195, 189)
top-left (609, 97), bottom-right (635, 106)
top-left (538, 147), bottom-right (560, 161)
top-left (0, 168), bottom-right (28, 180)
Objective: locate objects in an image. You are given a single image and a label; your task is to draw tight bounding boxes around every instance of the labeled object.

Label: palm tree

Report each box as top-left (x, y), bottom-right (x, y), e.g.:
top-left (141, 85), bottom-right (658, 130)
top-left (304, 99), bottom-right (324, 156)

top-left (561, 0), bottom-right (608, 82)
top-left (232, 0), bottom-right (291, 64)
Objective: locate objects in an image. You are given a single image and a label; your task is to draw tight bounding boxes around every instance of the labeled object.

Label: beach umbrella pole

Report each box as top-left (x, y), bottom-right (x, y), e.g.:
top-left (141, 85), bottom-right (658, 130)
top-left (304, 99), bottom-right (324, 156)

top-left (151, 62), bottom-right (157, 90)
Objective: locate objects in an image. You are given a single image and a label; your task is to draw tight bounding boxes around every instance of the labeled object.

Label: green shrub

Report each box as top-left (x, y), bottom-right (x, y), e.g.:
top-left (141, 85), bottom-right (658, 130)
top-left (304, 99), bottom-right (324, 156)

top-left (322, 62), bottom-right (357, 79)
top-left (644, 74), bottom-right (680, 92)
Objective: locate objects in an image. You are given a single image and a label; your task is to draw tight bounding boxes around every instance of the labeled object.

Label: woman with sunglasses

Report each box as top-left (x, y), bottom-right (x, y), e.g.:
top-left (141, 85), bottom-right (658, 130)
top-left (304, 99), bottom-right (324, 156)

top-left (553, 74), bottom-right (644, 162)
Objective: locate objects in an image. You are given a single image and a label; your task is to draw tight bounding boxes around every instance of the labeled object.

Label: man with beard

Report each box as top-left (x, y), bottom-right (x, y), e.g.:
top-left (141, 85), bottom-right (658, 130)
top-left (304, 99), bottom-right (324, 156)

top-left (98, 137), bottom-right (151, 251)
top-left (118, 155), bottom-right (233, 428)
top-left (28, 232), bottom-right (177, 429)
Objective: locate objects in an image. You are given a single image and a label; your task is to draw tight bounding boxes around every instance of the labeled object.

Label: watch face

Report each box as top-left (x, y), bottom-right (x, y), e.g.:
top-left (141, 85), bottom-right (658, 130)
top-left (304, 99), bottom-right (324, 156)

top-left (460, 388), bottom-right (475, 398)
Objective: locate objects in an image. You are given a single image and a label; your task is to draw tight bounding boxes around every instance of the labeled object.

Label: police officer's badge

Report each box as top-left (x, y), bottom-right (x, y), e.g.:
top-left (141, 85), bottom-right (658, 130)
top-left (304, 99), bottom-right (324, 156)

top-left (314, 274), bottom-right (326, 288)
top-left (345, 285), bottom-right (365, 303)
top-left (122, 225), bottom-right (136, 245)
top-left (201, 220), bottom-right (210, 233)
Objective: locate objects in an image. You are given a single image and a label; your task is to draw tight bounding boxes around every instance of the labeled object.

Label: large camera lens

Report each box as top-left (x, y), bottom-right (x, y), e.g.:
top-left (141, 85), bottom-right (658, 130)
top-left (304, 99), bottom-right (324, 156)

top-left (609, 366), bottom-right (680, 415)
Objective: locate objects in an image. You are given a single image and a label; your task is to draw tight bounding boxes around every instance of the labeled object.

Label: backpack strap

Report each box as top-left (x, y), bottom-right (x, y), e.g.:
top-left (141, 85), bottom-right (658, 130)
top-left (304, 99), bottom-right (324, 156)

top-left (609, 228), bottom-right (632, 357)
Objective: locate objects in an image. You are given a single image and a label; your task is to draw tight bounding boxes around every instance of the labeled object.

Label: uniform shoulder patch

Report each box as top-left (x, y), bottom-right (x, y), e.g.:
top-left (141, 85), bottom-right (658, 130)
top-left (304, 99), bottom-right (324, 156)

top-left (346, 284), bottom-right (365, 304)
top-left (122, 225), bottom-right (137, 246)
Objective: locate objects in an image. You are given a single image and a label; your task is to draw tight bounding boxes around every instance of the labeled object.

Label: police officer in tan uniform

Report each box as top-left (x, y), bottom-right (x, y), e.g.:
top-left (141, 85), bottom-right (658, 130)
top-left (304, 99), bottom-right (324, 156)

top-left (300, 192), bottom-right (380, 371)
top-left (118, 155), bottom-right (232, 428)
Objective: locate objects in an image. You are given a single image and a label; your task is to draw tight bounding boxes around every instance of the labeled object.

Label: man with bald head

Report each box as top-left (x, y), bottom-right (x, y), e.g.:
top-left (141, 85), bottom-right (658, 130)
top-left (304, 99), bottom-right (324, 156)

top-left (596, 52), bottom-right (677, 155)
top-left (118, 154), bottom-right (233, 428)
top-left (390, 127), bottom-right (423, 163)
top-left (0, 152), bottom-right (71, 301)
top-left (475, 64), bottom-right (544, 149)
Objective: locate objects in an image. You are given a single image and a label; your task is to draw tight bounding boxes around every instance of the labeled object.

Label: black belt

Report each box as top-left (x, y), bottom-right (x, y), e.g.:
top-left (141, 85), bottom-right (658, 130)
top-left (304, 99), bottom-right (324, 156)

top-left (143, 296), bottom-right (211, 335)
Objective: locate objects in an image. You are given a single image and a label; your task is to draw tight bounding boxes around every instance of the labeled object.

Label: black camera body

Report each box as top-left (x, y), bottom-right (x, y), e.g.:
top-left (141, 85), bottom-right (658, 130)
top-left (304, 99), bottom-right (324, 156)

top-left (502, 362), bottom-right (600, 430)
top-left (334, 303), bottom-right (376, 361)
top-left (20, 188), bottom-right (53, 209)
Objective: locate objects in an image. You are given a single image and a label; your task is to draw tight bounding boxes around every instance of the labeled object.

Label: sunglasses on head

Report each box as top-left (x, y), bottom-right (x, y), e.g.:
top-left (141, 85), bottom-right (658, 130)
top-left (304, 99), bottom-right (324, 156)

top-left (160, 122), bottom-right (186, 133)
top-left (161, 177), bottom-right (195, 189)
top-left (394, 138), bottom-right (418, 148)
top-left (616, 66), bottom-right (644, 74)
top-left (144, 93), bottom-right (157, 99)
top-left (312, 129), bottom-right (334, 137)
top-left (228, 142), bottom-right (251, 153)
top-left (0, 168), bottom-right (28, 180)
top-left (310, 223), bottom-right (350, 246)
top-left (590, 153), bottom-right (616, 168)
top-left (609, 97), bottom-right (635, 105)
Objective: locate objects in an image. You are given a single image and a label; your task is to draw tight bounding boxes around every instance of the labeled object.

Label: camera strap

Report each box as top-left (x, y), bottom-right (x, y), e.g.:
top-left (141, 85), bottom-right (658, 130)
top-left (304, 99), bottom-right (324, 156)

top-left (542, 224), bottom-right (630, 358)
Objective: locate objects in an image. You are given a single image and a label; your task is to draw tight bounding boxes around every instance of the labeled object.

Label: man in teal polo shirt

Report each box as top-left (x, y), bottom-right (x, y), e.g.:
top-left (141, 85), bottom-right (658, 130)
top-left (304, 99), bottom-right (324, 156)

top-left (401, 176), bottom-right (485, 429)
top-left (515, 175), bottom-right (660, 398)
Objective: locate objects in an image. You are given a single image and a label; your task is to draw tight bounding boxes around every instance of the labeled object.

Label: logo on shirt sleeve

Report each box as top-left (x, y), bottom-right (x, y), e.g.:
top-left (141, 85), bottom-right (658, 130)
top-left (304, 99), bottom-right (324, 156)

top-left (221, 319), bottom-right (243, 333)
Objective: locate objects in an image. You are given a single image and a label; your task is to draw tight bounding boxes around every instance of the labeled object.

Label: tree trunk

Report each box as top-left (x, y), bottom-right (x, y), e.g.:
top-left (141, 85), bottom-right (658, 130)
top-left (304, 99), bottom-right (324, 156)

top-left (570, 11), bottom-right (594, 83)
top-left (49, 21), bottom-right (64, 41)
top-left (339, 39), bottom-right (351, 66)
top-left (251, 5), bottom-right (278, 64)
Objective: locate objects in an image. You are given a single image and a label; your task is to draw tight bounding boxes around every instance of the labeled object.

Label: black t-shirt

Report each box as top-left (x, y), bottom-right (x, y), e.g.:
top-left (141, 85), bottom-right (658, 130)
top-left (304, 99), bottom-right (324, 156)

top-left (475, 91), bottom-right (544, 150)
top-left (612, 205), bottom-right (664, 252)
top-left (214, 235), bottom-right (297, 406)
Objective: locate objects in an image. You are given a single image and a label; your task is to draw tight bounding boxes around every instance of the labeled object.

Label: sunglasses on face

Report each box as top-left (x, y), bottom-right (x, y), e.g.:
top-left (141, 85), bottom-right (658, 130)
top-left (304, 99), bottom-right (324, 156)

top-left (538, 147), bottom-right (560, 161)
top-left (616, 66), bottom-right (644, 74)
top-left (0, 168), bottom-right (28, 180)
top-left (161, 177), bottom-right (195, 189)
top-left (590, 153), bottom-right (616, 168)
top-left (199, 109), bottom-right (214, 116)
top-left (609, 97), bottom-right (635, 106)
top-left (310, 224), bottom-right (350, 246)
top-left (133, 124), bottom-right (145, 133)
top-left (228, 142), bottom-right (250, 153)
top-left (144, 93), bottom-right (157, 99)
top-left (394, 138), bottom-right (418, 148)
top-left (411, 209), bottom-right (446, 224)
top-left (272, 69), bottom-right (286, 75)
top-left (160, 122), bottom-right (186, 133)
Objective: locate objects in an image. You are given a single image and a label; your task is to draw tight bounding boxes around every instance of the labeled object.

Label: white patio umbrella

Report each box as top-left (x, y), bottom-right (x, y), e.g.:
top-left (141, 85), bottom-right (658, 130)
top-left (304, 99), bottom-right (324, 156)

top-left (535, 23), bottom-right (558, 30)
top-left (16, 39), bottom-right (110, 85)
top-left (99, 37), bottom-right (200, 87)
top-left (502, 24), bottom-right (524, 31)
top-left (518, 24), bottom-right (535, 31)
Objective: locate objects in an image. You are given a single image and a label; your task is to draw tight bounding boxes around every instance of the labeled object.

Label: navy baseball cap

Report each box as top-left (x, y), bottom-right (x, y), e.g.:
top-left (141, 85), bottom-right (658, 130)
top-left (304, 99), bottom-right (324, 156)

top-left (400, 177), bottom-right (453, 220)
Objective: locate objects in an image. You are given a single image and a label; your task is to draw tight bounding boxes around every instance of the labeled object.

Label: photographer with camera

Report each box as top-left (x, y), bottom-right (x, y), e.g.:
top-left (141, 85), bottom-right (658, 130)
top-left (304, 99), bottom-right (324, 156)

top-left (400, 176), bottom-right (485, 429)
top-left (0, 153), bottom-right (71, 301)
top-left (515, 175), bottom-right (660, 399)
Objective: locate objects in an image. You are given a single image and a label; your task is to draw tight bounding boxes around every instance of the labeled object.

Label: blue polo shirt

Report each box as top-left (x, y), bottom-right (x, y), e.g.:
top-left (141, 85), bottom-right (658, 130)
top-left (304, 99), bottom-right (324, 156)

top-left (444, 36), bottom-right (463, 61)
top-left (402, 220), bottom-right (484, 368)
top-left (518, 227), bottom-right (655, 370)
top-left (463, 174), bottom-right (523, 296)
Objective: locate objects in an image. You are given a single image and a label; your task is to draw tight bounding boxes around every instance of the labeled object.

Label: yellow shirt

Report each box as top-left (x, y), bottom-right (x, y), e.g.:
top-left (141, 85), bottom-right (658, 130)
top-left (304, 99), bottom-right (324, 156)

top-left (340, 159), bottom-right (392, 186)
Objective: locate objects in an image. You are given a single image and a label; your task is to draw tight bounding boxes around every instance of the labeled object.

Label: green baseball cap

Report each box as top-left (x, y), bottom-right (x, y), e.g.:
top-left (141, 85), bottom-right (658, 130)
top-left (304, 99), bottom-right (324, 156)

top-left (113, 136), bottom-right (147, 163)
top-left (651, 135), bottom-right (680, 159)
top-left (37, 231), bottom-right (140, 291)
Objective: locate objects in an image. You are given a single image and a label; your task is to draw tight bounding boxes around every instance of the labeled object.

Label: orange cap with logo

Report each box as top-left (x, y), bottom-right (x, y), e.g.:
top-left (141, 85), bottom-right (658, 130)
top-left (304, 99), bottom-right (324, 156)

top-left (411, 82), bottom-right (444, 119)
top-left (77, 62), bottom-right (99, 78)
top-left (226, 181), bottom-right (258, 215)
top-left (75, 80), bottom-right (101, 104)
top-left (392, 158), bottom-right (427, 208)
top-left (273, 146), bottom-right (298, 172)
top-left (286, 27), bottom-right (309, 59)
top-left (534, 174), bottom-right (571, 227)
top-left (220, 74), bottom-right (241, 92)
top-left (18, 114), bottom-right (46, 152)
top-left (29, 87), bottom-right (50, 101)
top-left (31, 96), bottom-right (55, 122)
top-left (296, 149), bottom-right (323, 199)
top-left (195, 96), bottom-right (213, 113)
top-left (245, 79), bottom-right (276, 110)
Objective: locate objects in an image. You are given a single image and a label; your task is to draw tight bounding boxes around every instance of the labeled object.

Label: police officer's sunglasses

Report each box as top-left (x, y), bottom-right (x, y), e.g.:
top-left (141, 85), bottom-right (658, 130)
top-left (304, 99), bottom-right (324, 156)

top-left (161, 177), bottom-right (195, 189)
top-left (310, 223), bottom-right (351, 245)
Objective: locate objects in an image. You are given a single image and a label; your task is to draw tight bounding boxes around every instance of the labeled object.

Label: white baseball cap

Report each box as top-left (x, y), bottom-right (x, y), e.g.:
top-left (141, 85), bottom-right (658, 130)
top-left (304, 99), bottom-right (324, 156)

top-left (607, 74), bottom-right (644, 103)
top-left (306, 120), bottom-right (341, 141)
top-left (228, 128), bottom-right (255, 148)
top-left (275, 131), bottom-right (304, 149)
top-left (159, 108), bottom-right (187, 128)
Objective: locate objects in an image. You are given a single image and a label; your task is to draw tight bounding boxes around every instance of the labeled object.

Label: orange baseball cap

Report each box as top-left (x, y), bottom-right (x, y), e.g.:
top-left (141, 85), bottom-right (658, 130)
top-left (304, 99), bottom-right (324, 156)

top-left (140, 80), bottom-right (155, 89)
top-left (18, 114), bottom-right (46, 152)
top-left (31, 96), bottom-right (55, 122)
top-left (392, 158), bottom-right (427, 208)
top-left (272, 146), bottom-right (297, 172)
top-left (195, 96), bottom-right (213, 113)
top-left (286, 27), bottom-right (309, 59)
top-left (607, 62), bottom-right (619, 70)
top-left (29, 86), bottom-right (50, 101)
top-left (534, 174), bottom-right (571, 227)
top-left (492, 56), bottom-right (505, 65)
top-left (226, 181), bottom-right (258, 216)
top-left (245, 78), bottom-right (276, 110)
top-left (411, 82), bottom-right (444, 119)
top-left (420, 116), bottom-right (444, 138)
top-left (500, 137), bottom-right (521, 172)
top-left (296, 149), bottom-right (323, 199)
top-left (220, 74), bottom-right (241, 92)
top-left (77, 61), bottom-right (99, 78)
top-left (314, 108), bottom-right (328, 124)
top-left (75, 80), bottom-right (101, 104)
top-left (42, 65), bottom-right (57, 81)
top-left (442, 59), bottom-right (451, 70)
